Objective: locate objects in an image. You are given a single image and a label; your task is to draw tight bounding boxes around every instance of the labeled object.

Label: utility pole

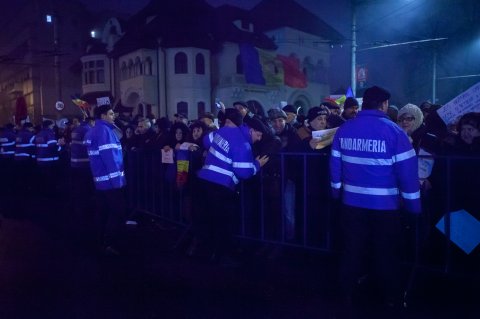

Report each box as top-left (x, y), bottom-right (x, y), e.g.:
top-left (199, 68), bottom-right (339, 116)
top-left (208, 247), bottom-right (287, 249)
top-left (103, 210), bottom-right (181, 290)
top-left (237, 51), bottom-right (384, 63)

top-left (351, 0), bottom-right (357, 97)
top-left (53, 13), bottom-right (62, 104)
top-left (47, 13), bottom-right (62, 111)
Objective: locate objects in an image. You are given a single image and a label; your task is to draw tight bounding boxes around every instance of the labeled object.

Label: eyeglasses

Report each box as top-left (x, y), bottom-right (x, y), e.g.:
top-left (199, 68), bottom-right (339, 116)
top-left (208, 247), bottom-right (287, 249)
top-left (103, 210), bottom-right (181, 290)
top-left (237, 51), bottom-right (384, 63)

top-left (399, 116), bottom-right (415, 122)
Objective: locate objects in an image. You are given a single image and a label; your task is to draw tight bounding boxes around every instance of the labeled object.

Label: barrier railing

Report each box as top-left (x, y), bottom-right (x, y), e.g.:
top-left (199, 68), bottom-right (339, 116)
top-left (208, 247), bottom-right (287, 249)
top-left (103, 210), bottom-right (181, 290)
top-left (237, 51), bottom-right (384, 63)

top-left (125, 149), bottom-right (480, 277)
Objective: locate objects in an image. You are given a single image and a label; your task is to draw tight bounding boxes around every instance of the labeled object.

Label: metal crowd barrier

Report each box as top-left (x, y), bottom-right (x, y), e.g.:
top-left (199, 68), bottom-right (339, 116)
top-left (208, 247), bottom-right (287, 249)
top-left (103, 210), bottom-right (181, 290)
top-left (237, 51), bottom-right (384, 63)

top-left (125, 149), bottom-right (480, 278)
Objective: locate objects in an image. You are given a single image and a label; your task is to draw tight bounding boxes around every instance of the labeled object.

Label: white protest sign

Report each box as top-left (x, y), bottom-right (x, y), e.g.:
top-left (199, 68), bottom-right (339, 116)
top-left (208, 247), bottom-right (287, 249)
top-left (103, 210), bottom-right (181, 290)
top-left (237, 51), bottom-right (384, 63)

top-left (311, 127), bottom-right (338, 149)
top-left (437, 82), bottom-right (480, 125)
top-left (96, 96), bottom-right (111, 107)
top-left (161, 149), bottom-right (174, 163)
top-left (418, 148), bottom-right (434, 179)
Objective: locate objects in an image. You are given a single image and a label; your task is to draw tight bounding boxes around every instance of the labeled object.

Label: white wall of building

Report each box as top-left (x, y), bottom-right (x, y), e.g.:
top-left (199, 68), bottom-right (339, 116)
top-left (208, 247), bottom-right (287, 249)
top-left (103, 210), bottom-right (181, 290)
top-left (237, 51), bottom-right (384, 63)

top-left (165, 47), bottom-right (211, 120)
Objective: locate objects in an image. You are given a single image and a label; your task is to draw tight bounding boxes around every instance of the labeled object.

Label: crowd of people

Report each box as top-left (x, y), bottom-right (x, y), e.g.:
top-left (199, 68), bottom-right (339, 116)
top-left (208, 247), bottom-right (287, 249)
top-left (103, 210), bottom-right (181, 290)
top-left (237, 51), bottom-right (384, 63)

top-left (1, 87), bottom-right (479, 312)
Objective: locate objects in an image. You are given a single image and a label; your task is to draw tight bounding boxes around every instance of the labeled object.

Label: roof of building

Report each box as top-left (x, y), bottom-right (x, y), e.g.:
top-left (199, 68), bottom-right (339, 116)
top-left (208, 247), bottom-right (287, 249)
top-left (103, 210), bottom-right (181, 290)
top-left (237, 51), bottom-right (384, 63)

top-left (250, 0), bottom-right (345, 45)
top-left (109, 0), bottom-right (219, 57)
top-left (109, 0), bottom-right (343, 57)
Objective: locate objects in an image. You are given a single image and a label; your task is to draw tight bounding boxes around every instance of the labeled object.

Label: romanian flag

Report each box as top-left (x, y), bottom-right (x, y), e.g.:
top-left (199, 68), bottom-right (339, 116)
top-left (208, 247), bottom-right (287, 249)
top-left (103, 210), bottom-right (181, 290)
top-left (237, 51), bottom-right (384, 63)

top-left (276, 54), bottom-right (307, 88)
top-left (239, 44), bottom-right (307, 88)
top-left (175, 149), bottom-right (190, 190)
top-left (71, 95), bottom-right (90, 110)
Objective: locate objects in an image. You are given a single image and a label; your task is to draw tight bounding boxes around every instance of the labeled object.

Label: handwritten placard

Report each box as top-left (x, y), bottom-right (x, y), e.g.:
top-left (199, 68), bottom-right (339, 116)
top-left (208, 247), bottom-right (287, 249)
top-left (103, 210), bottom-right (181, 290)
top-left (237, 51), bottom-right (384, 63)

top-left (437, 82), bottom-right (480, 125)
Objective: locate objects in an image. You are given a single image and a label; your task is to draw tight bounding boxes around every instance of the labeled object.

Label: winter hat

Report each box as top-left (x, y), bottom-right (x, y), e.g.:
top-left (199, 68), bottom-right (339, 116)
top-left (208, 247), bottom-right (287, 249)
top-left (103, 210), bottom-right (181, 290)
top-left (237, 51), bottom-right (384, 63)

top-left (244, 116), bottom-right (267, 134)
top-left (307, 106), bottom-right (329, 123)
top-left (398, 103), bottom-right (424, 131)
top-left (199, 112), bottom-right (215, 121)
top-left (282, 104), bottom-right (297, 114)
top-left (362, 85), bottom-right (391, 108)
top-left (223, 108), bottom-right (243, 127)
top-left (42, 120), bottom-right (54, 128)
top-left (268, 108), bottom-right (287, 120)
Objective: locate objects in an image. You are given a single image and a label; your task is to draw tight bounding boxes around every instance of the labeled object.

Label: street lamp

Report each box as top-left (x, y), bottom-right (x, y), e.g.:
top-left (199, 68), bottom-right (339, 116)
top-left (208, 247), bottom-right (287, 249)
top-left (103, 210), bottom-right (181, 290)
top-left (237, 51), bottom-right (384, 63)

top-left (46, 13), bottom-right (62, 110)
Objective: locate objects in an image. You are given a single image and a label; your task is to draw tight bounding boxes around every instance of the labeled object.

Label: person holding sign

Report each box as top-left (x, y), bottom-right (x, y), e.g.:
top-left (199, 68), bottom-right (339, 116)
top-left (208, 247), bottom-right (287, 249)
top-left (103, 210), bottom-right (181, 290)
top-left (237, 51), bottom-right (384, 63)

top-left (330, 86), bottom-right (421, 310)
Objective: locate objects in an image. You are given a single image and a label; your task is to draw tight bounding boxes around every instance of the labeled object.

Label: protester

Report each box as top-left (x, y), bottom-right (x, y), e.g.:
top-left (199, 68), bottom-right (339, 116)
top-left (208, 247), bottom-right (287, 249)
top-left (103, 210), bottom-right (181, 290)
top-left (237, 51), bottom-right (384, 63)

top-left (341, 97), bottom-right (359, 120)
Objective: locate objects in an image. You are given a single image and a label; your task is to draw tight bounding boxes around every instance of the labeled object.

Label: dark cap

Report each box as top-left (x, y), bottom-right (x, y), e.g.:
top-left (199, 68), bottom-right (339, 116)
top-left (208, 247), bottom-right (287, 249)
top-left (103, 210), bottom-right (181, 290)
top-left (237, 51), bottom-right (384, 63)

top-left (42, 120), bottom-right (54, 128)
top-left (282, 104), bottom-right (297, 114)
top-left (244, 115), bottom-right (267, 134)
top-left (224, 108), bottom-right (243, 127)
top-left (175, 113), bottom-right (187, 119)
top-left (362, 86), bottom-right (391, 108)
top-left (233, 101), bottom-right (248, 109)
top-left (307, 106), bottom-right (329, 123)
top-left (343, 97), bottom-right (359, 110)
top-left (199, 112), bottom-right (215, 121)
top-left (267, 108), bottom-right (287, 120)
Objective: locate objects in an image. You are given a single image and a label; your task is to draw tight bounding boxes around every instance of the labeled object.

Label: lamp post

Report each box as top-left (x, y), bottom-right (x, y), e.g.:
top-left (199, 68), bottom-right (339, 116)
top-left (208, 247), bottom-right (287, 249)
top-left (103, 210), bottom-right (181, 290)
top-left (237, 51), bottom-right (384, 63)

top-left (46, 14), bottom-right (62, 110)
top-left (351, 1), bottom-right (357, 96)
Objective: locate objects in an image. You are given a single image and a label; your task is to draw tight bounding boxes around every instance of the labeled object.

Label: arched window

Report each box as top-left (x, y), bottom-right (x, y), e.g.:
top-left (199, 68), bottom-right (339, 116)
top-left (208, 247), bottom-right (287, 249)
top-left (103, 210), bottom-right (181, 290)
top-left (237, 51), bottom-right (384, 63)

top-left (174, 52), bottom-right (188, 74)
top-left (177, 101), bottom-right (188, 117)
top-left (236, 54), bottom-right (243, 74)
top-left (128, 59), bottom-right (134, 78)
top-left (134, 56), bottom-right (142, 76)
top-left (195, 53), bottom-right (205, 74)
top-left (121, 62), bottom-right (127, 80)
top-left (144, 57), bottom-right (153, 75)
top-left (197, 101), bottom-right (205, 116)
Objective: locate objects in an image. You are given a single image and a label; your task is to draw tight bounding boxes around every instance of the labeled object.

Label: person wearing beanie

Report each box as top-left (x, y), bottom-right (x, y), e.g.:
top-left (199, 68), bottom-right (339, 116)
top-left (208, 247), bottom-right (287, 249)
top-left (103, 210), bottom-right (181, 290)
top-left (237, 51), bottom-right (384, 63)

top-left (267, 108), bottom-right (287, 122)
top-left (196, 107), bottom-right (269, 265)
top-left (397, 103), bottom-right (424, 139)
top-left (387, 104), bottom-right (399, 122)
top-left (282, 104), bottom-right (301, 129)
top-left (341, 97), bottom-right (359, 120)
top-left (322, 100), bottom-right (341, 116)
top-left (296, 106), bottom-right (329, 141)
top-left (330, 85), bottom-right (420, 308)
top-left (199, 112), bottom-right (217, 132)
top-left (84, 103), bottom-right (127, 256)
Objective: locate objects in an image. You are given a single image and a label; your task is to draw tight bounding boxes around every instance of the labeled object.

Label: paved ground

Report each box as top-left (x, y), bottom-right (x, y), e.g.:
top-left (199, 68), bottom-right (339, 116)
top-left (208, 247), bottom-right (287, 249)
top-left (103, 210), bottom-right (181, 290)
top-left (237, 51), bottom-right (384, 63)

top-left (0, 204), bottom-right (479, 319)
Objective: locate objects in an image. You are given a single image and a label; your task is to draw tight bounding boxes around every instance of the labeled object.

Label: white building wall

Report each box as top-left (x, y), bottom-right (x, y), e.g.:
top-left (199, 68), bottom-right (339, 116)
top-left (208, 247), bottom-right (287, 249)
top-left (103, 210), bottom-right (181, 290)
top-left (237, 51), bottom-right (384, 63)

top-left (165, 47), bottom-right (211, 120)
top-left (211, 27), bottom-right (332, 116)
top-left (118, 49), bottom-right (159, 116)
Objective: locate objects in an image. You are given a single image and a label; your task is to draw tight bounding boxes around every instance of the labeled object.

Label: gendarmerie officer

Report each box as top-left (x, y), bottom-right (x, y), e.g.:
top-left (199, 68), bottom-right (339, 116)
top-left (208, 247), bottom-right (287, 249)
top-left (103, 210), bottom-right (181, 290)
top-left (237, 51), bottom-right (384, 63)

top-left (330, 86), bottom-right (421, 308)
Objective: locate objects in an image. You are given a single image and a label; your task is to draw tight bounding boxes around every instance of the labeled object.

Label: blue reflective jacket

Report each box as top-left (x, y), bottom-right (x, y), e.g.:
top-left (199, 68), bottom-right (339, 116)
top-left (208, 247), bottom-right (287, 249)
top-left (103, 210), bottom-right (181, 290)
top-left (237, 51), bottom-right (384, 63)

top-left (85, 119), bottom-right (126, 190)
top-left (197, 124), bottom-right (260, 190)
top-left (15, 129), bottom-right (35, 160)
top-left (0, 129), bottom-right (16, 159)
top-left (70, 122), bottom-right (91, 168)
top-left (329, 110), bottom-right (421, 213)
top-left (35, 128), bottom-right (60, 165)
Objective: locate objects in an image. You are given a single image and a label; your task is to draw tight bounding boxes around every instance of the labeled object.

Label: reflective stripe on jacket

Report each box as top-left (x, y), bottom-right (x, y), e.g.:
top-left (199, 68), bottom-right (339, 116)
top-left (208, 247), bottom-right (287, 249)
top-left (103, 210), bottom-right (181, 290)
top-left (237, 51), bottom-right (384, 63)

top-left (329, 109), bottom-right (421, 213)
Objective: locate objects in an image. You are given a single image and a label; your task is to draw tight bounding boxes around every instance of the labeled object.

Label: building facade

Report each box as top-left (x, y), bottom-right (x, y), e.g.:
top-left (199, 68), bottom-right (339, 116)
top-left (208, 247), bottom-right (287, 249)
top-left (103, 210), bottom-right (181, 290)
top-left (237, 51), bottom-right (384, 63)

top-left (83, 0), bottom-right (344, 120)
